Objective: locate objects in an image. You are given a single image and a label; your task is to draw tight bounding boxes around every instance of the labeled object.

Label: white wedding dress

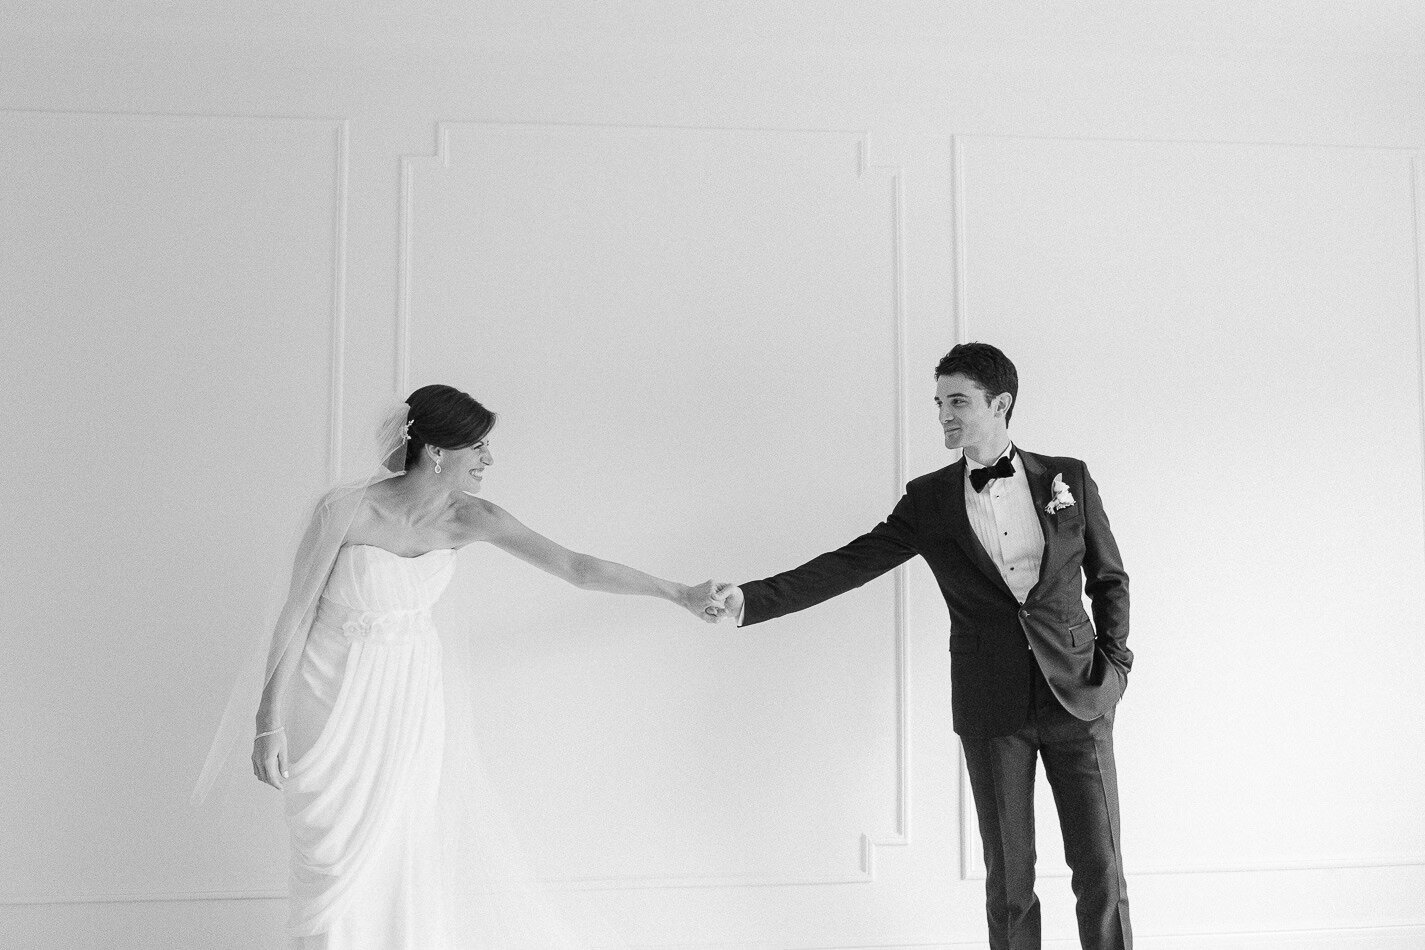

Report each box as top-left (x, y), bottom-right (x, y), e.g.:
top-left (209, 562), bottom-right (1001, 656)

top-left (281, 543), bottom-right (588, 950)
top-left (284, 543), bottom-right (455, 948)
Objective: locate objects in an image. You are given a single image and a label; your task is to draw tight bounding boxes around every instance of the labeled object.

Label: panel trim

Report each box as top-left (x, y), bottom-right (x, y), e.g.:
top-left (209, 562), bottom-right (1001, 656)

top-left (942, 128), bottom-right (1421, 154)
top-left (4, 890), bottom-right (285, 906)
top-left (0, 106), bottom-right (349, 122)
top-left (1413, 154), bottom-right (1425, 572)
top-left (860, 148), bottom-right (912, 882)
top-left (328, 119), bottom-right (351, 480)
top-left (950, 135), bottom-right (968, 347)
top-left (398, 122), bottom-right (910, 888)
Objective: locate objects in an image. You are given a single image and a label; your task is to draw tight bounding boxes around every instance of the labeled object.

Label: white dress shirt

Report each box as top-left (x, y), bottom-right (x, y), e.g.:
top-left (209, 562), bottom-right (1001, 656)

top-left (963, 442), bottom-right (1044, 605)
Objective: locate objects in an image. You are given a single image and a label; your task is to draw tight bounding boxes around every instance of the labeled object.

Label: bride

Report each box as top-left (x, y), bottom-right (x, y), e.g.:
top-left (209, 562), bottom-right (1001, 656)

top-left (242, 383), bottom-right (722, 949)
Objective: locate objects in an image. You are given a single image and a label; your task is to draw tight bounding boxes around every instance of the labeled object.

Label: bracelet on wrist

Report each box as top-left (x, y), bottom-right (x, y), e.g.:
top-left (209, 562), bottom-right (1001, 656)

top-left (255, 726), bottom-right (285, 740)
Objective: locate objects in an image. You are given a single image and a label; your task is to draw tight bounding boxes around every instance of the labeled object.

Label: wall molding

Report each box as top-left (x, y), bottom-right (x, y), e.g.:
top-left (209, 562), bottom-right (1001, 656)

top-left (328, 119), bottom-right (351, 481)
top-left (947, 129), bottom-right (1421, 154)
top-left (397, 121), bottom-right (911, 889)
top-left (950, 134), bottom-right (1425, 881)
top-left (0, 106), bottom-right (349, 122)
top-left (5, 890), bottom-right (285, 907)
top-left (950, 136), bottom-right (968, 349)
top-left (1413, 154), bottom-right (1425, 574)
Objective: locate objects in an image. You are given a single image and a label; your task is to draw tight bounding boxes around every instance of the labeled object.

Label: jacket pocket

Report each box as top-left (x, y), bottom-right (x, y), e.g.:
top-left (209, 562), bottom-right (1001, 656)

top-left (949, 635), bottom-right (981, 655)
top-left (1066, 619), bottom-right (1094, 648)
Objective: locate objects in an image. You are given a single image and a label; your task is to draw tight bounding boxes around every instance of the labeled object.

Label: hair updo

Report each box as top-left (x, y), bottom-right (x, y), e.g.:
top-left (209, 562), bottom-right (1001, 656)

top-left (403, 384), bottom-right (496, 471)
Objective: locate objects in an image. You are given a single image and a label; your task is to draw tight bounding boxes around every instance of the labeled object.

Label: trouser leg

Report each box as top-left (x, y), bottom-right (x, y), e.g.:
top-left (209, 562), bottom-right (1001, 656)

top-left (1039, 706), bottom-right (1132, 950)
top-left (961, 724), bottom-right (1042, 950)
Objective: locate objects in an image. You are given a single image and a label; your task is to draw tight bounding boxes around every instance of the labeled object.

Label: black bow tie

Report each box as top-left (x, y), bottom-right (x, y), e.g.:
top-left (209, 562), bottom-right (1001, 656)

top-left (969, 454), bottom-right (1016, 492)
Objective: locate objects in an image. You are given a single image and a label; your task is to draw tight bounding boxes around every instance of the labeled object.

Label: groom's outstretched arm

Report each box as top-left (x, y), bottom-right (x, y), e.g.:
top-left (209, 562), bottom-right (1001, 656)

top-left (1080, 462), bottom-right (1131, 671)
top-left (734, 490), bottom-right (920, 627)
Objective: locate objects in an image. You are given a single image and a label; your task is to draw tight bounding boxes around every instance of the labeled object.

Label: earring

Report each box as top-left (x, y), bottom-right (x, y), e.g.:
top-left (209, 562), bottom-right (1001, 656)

top-left (434, 459), bottom-right (442, 474)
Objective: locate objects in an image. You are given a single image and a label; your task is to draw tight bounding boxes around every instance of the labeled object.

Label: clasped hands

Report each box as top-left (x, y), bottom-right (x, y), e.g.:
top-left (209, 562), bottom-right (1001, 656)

top-left (683, 580), bottom-right (742, 624)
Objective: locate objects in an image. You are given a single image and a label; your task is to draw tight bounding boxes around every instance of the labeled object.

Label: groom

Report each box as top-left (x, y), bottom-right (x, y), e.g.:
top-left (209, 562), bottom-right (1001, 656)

top-left (710, 342), bottom-right (1132, 949)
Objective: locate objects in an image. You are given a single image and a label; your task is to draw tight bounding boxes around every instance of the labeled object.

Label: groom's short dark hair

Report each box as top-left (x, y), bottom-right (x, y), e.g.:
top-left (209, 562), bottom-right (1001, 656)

top-left (935, 342), bottom-right (1019, 425)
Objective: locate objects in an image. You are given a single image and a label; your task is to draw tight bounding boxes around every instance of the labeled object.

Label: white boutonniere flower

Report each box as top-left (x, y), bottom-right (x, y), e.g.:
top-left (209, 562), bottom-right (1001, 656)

top-left (1045, 473), bottom-right (1076, 515)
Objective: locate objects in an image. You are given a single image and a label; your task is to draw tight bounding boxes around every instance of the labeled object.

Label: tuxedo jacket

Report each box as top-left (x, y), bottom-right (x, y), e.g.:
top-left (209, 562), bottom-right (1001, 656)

top-left (740, 449), bottom-right (1131, 738)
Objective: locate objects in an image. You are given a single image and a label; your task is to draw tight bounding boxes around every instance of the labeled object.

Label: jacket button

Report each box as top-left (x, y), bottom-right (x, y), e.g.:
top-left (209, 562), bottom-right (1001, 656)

top-left (1019, 609), bottom-right (1029, 619)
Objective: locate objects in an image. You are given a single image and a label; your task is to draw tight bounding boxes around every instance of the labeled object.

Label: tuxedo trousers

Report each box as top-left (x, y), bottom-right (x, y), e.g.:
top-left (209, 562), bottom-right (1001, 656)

top-left (959, 666), bottom-right (1132, 950)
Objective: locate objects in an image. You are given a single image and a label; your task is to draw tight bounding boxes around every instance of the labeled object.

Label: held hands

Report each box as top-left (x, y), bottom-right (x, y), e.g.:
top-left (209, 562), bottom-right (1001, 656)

top-left (681, 580), bottom-right (729, 623)
top-left (677, 580), bottom-right (742, 624)
top-left (711, 582), bottom-right (742, 623)
top-left (252, 729), bottom-right (288, 790)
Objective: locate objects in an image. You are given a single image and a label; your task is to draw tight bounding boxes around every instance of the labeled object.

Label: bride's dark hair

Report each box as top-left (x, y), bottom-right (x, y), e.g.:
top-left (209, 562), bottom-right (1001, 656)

top-left (403, 384), bottom-right (496, 471)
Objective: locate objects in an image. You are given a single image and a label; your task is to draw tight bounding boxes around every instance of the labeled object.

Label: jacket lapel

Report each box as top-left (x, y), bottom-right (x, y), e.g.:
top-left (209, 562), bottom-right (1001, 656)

top-left (1017, 449), bottom-right (1066, 591)
top-left (940, 459), bottom-right (1017, 599)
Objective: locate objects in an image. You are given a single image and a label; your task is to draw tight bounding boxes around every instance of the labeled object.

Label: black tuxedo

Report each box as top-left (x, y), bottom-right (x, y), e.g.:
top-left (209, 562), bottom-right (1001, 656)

top-left (739, 448), bottom-right (1133, 949)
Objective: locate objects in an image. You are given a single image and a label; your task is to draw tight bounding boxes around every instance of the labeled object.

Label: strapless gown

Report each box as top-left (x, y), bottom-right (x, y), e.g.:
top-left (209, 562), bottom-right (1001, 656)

top-left (284, 543), bottom-right (456, 949)
top-left (280, 543), bottom-right (603, 950)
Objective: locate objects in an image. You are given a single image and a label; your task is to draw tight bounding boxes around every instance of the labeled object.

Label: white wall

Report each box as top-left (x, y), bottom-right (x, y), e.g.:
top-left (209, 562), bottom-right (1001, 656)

top-left (2, 3), bottom-right (1423, 948)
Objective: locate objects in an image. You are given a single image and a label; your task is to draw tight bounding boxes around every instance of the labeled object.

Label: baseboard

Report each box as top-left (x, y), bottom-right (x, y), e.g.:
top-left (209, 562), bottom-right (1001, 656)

top-left (636, 924), bottom-right (1425, 950)
top-left (2, 900), bottom-right (1420, 950)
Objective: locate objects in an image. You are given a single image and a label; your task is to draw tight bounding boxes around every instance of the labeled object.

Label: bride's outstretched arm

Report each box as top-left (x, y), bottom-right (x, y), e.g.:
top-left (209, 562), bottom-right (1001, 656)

top-left (460, 497), bottom-right (723, 622)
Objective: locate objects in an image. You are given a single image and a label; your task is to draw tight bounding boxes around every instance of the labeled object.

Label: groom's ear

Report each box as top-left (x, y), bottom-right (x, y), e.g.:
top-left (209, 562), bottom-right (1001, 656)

top-left (993, 392), bottom-right (1013, 418)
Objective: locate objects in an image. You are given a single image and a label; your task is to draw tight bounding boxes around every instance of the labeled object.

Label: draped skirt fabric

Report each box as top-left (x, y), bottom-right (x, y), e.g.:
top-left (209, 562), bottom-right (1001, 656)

top-left (285, 598), bottom-right (447, 949)
top-left (278, 545), bottom-right (599, 950)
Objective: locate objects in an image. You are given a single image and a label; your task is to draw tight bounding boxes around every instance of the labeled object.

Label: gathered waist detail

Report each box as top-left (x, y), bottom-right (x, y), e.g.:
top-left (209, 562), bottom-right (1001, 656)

top-left (315, 596), bottom-right (434, 644)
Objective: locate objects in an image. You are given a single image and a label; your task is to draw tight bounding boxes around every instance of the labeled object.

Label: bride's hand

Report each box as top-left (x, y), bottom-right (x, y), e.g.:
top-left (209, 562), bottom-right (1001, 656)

top-left (252, 730), bottom-right (289, 790)
top-left (711, 582), bottom-right (742, 623)
top-left (681, 580), bottom-right (726, 623)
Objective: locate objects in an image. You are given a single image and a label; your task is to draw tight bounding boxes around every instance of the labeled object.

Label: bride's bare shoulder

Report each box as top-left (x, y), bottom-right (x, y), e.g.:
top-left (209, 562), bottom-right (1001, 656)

top-left (451, 493), bottom-right (508, 542)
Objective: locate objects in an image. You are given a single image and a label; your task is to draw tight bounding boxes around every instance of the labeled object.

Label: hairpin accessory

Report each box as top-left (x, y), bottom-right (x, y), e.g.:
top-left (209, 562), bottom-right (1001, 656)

top-left (402, 418), bottom-right (415, 442)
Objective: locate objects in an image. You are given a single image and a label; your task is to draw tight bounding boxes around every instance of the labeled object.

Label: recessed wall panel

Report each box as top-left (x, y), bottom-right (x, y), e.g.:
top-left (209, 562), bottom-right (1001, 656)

top-left (0, 112), bottom-right (346, 900)
top-left (404, 124), bottom-right (905, 884)
top-left (953, 136), bottom-right (1425, 879)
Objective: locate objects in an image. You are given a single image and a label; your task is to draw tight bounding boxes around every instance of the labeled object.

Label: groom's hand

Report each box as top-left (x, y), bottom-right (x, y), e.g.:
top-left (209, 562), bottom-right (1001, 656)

top-left (683, 580), bottom-right (728, 623)
top-left (709, 582), bottom-right (743, 624)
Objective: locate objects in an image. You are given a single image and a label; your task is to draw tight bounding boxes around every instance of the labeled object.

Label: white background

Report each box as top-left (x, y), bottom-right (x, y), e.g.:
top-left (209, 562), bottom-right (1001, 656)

top-left (2, 2), bottom-right (1422, 948)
